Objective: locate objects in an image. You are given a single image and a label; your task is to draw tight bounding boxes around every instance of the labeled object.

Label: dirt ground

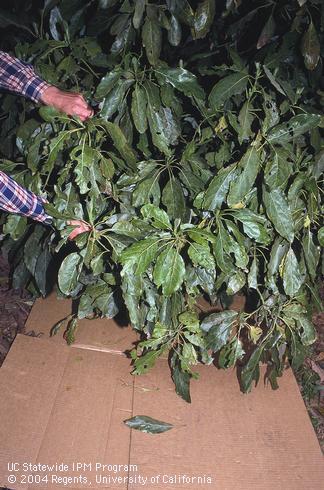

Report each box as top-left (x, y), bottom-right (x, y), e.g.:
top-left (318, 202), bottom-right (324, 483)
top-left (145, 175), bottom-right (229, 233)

top-left (299, 307), bottom-right (324, 454)
top-left (0, 254), bottom-right (34, 366)
top-left (0, 252), bottom-right (323, 454)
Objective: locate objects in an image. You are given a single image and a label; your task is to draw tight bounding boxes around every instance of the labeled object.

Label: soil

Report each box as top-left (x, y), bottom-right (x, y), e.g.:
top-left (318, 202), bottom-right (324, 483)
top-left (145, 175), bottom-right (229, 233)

top-left (0, 253), bottom-right (34, 367)
top-left (299, 307), bottom-right (324, 454)
top-left (0, 252), bottom-right (323, 454)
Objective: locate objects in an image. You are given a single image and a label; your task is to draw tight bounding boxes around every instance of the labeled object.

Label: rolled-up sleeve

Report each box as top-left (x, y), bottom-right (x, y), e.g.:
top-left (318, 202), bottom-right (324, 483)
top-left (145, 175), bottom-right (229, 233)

top-left (0, 51), bottom-right (50, 103)
top-left (0, 171), bottom-right (52, 224)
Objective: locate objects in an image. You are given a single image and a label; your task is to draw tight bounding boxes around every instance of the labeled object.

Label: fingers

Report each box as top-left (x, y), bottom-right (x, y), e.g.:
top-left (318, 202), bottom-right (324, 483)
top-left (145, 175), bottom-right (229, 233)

top-left (67, 220), bottom-right (92, 240)
top-left (42, 87), bottom-right (94, 121)
top-left (68, 228), bottom-right (83, 241)
top-left (66, 94), bottom-right (94, 121)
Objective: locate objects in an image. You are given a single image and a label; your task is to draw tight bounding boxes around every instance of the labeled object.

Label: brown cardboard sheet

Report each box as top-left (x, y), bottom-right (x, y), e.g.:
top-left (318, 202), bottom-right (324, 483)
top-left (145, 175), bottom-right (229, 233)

top-left (0, 334), bottom-right (134, 490)
top-left (130, 360), bottom-right (324, 490)
top-left (25, 292), bottom-right (138, 354)
top-left (0, 295), bottom-right (323, 490)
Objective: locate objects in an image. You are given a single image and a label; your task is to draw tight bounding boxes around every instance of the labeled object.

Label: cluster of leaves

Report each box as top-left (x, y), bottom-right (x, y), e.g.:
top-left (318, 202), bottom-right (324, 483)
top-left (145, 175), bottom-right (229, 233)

top-left (0, 0), bottom-right (323, 402)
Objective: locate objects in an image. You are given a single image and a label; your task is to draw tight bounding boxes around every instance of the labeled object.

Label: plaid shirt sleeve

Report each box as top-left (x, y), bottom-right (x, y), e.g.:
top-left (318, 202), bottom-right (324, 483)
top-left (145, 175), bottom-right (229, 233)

top-left (0, 51), bottom-right (51, 103)
top-left (0, 171), bottom-right (52, 224)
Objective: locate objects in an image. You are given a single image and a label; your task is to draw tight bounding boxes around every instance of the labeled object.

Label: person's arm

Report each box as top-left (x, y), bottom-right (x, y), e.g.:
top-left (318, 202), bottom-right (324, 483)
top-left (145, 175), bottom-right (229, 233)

top-left (0, 170), bottom-right (51, 223)
top-left (0, 171), bottom-right (91, 238)
top-left (0, 51), bottom-right (93, 121)
top-left (0, 51), bottom-right (50, 103)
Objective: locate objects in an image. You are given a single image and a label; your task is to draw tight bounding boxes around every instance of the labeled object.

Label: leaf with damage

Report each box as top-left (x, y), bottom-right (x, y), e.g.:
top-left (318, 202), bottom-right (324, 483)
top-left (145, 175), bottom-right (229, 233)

top-left (124, 415), bottom-right (173, 434)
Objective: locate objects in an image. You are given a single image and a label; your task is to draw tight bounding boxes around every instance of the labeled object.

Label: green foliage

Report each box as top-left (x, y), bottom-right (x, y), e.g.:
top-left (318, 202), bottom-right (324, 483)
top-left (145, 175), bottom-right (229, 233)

top-left (0, 0), bottom-right (323, 402)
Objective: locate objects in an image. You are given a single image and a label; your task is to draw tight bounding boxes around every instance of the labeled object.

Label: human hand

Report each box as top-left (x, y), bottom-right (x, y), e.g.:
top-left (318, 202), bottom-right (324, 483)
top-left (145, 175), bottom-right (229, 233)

top-left (40, 86), bottom-right (94, 121)
top-left (67, 220), bottom-right (92, 240)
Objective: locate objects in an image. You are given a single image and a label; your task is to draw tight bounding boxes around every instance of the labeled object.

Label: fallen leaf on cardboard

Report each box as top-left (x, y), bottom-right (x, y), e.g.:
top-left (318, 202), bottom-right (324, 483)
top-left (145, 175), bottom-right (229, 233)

top-left (124, 415), bottom-right (173, 434)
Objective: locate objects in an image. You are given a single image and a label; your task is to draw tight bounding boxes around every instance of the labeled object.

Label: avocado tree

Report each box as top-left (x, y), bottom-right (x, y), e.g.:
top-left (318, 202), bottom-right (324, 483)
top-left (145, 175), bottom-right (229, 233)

top-left (0, 0), bottom-right (323, 402)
